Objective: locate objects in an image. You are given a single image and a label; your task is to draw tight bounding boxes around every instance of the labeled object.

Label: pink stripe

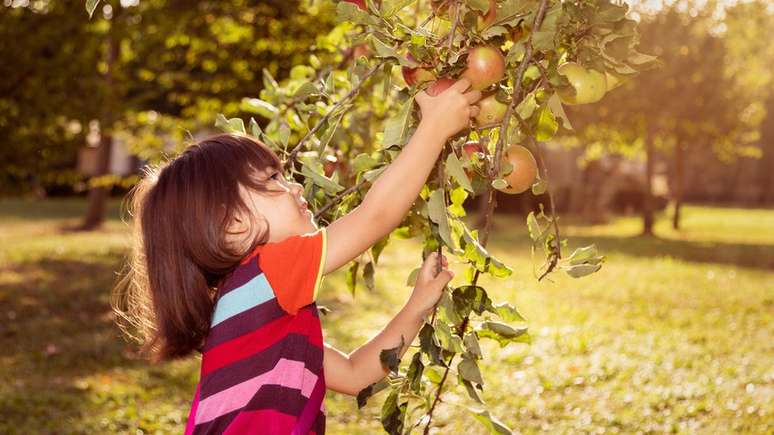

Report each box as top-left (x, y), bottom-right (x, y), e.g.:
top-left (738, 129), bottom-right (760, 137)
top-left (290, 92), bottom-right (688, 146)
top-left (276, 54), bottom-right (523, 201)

top-left (195, 358), bottom-right (318, 424)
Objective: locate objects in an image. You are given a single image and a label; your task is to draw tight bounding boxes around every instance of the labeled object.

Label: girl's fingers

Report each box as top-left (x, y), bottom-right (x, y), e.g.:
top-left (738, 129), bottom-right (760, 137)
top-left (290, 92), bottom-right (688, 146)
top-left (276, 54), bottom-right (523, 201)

top-left (464, 89), bottom-right (482, 103)
top-left (469, 105), bottom-right (480, 118)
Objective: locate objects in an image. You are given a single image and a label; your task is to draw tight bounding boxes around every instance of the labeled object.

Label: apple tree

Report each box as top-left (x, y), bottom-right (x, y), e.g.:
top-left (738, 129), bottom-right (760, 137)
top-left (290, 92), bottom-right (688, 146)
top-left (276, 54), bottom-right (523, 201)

top-left (88, 0), bottom-right (656, 432)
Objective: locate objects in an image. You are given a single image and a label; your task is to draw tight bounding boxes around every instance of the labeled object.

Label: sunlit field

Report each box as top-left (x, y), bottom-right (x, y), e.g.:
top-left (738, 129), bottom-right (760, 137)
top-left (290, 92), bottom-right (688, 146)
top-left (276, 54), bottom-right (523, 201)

top-left (0, 198), bottom-right (771, 434)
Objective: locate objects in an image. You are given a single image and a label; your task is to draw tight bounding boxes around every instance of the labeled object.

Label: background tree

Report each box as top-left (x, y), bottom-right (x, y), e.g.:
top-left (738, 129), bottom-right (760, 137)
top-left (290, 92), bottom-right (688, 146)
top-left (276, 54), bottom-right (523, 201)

top-left (560, 0), bottom-right (755, 233)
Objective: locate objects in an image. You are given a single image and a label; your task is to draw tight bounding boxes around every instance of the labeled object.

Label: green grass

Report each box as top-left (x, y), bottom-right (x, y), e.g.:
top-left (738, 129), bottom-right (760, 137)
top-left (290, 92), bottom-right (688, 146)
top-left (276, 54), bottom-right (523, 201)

top-left (0, 198), bottom-right (772, 434)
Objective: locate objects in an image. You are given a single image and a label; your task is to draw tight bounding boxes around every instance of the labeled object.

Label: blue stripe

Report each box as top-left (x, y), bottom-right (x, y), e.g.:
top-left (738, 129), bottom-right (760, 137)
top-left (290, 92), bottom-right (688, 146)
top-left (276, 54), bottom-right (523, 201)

top-left (211, 273), bottom-right (274, 327)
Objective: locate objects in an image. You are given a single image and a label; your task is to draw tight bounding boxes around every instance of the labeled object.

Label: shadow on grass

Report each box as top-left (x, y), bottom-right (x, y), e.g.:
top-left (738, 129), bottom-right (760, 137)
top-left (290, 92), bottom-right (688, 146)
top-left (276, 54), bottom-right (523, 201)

top-left (0, 256), bottom-right (194, 433)
top-left (482, 221), bottom-right (774, 271)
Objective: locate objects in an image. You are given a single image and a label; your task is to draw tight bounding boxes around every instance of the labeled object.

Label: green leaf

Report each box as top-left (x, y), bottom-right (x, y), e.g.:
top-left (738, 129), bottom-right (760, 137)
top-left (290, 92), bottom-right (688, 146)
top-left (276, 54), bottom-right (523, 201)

top-left (337, 1), bottom-right (380, 26)
top-left (405, 352), bottom-right (424, 392)
top-left (567, 244), bottom-right (600, 265)
top-left (515, 92), bottom-right (537, 120)
top-left (85, 0), bottom-right (100, 18)
top-left (363, 166), bottom-right (387, 183)
top-left (419, 324), bottom-right (446, 366)
top-left (317, 111), bottom-right (345, 154)
top-left (381, 388), bottom-right (407, 435)
top-left (382, 96), bottom-right (414, 148)
top-left (249, 118), bottom-right (262, 138)
top-left (363, 261), bottom-right (375, 290)
top-left (461, 377), bottom-right (484, 403)
top-left (406, 266), bottom-right (420, 287)
top-left (463, 332), bottom-right (483, 359)
top-left (564, 262), bottom-right (603, 278)
top-left (547, 92), bottom-right (573, 130)
top-left (465, 0), bottom-right (489, 13)
top-left (446, 152), bottom-right (474, 192)
top-left (469, 408), bottom-right (513, 435)
top-left (292, 82), bottom-right (319, 101)
top-left (487, 256), bottom-right (513, 278)
top-left (437, 290), bottom-right (463, 327)
top-left (491, 178), bottom-right (508, 190)
top-left (526, 212), bottom-right (542, 242)
top-left (535, 102), bottom-right (558, 142)
top-left (357, 378), bottom-right (390, 409)
top-left (214, 114), bottom-right (246, 134)
top-left (458, 357), bottom-right (484, 386)
top-left (452, 285), bottom-right (493, 318)
top-left (352, 153), bottom-right (380, 173)
top-left (379, 335), bottom-right (405, 373)
top-left (434, 320), bottom-right (464, 353)
top-left (301, 162), bottom-right (345, 194)
top-left (241, 98), bottom-right (279, 119)
top-left (428, 189), bottom-right (454, 250)
top-left (448, 186), bottom-right (468, 218)
top-left (346, 261), bottom-right (359, 295)
top-left (278, 123), bottom-right (291, 147)
top-left (477, 321), bottom-right (529, 347)
top-left (490, 302), bottom-right (526, 323)
top-left (531, 178), bottom-right (547, 195)
top-left (380, 0), bottom-right (417, 17)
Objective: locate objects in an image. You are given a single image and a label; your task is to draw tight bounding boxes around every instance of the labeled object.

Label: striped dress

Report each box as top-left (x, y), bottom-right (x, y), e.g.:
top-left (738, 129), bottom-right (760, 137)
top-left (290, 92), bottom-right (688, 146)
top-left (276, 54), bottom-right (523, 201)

top-left (184, 227), bottom-right (328, 434)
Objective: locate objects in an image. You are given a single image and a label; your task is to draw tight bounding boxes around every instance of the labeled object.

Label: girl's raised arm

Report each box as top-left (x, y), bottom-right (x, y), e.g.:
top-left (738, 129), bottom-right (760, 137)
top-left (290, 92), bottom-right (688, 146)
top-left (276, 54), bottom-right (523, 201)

top-left (322, 79), bottom-right (481, 275)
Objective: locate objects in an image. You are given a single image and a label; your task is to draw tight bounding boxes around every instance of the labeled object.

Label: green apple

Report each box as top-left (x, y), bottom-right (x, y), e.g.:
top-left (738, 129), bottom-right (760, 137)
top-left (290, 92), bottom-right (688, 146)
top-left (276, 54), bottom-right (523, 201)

top-left (557, 62), bottom-right (607, 105)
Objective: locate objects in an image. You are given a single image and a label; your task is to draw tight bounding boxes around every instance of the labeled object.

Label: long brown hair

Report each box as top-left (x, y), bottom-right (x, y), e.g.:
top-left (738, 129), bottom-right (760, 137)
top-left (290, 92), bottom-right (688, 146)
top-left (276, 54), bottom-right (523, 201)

top-left (113, 133), bottom-right (282, 362)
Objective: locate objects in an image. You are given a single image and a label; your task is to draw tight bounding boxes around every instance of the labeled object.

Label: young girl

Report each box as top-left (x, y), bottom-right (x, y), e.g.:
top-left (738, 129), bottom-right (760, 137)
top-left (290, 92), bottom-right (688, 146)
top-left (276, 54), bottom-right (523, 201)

top-left (115, 78), bottom-right (482, 434)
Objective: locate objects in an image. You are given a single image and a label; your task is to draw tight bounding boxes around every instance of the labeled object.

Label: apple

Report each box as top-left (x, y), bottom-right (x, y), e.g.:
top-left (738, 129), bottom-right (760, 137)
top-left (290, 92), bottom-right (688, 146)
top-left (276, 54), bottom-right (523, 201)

top-left (556, 62), bottom-right (607, 105)
top-left (462, 46), bottom-right (506, 91)
top-left (323, 155), bottom-right (339, 177)
top-left (477, 0), bottom-right (497, 30)
top-left (426, 77), bottom-right (457, 96)
top-left (496, 144), bottom-right (538, 194)
top-left (402, 53), bottom-right (436, 86)
top-left (343, 0), bottom-right (366, 11)
top-left (352, 44), bottom-right (371, 59)
top-left (462, 141), bottom-right (484, 178)
top-left (475, 93), bottom-right (508, 126)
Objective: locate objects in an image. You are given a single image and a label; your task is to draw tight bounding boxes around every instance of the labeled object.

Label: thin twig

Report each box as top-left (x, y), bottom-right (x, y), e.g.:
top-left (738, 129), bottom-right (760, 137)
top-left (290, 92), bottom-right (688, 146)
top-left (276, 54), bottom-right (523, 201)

top-left (313, 177), bottom-right (369, 219)
top-left (284, 60), bottom-right (388, 170)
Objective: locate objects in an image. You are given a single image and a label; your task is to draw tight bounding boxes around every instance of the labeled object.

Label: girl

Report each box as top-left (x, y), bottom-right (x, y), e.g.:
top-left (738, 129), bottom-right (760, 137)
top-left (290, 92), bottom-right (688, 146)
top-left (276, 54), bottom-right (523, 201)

top-left (115, 78), bottom-right (482, 434)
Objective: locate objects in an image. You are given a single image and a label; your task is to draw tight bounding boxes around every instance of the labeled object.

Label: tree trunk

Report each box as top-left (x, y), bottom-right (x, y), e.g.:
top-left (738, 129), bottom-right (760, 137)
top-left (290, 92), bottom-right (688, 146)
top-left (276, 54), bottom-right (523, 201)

top-left (757, 94), bottom-right (774, 204)
top-left (672, 141), bottom-right (684, 230)
top-left (642, 133), bottom-right (655, 236)
top-left (80, 12), bottom-right (119, 230)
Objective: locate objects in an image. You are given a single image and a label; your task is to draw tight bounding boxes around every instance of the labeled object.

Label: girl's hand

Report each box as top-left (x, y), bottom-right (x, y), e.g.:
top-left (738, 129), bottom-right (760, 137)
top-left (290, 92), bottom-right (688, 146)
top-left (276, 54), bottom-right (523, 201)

top-left (405, 252), bottom-right (454, 320)
top-left (415, 78), bottom-right (482, 141)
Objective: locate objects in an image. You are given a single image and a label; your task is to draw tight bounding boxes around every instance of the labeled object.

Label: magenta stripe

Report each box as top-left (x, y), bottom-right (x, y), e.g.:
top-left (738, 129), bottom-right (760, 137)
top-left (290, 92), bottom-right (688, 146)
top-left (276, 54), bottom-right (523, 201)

top-left (292, 373), bottom-right (326, 435)
top-left (195, 358), bottom-right (319, 424)
top-left (184, 383), bottom-right (201, 435)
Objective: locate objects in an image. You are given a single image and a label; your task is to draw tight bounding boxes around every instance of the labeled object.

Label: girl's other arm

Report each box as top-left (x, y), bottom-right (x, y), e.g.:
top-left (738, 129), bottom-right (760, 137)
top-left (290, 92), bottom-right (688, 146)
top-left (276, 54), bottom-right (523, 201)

top-left (322, 80), bottom-right (481, 274)
top-left (323, 253), bottom-right (453, 396)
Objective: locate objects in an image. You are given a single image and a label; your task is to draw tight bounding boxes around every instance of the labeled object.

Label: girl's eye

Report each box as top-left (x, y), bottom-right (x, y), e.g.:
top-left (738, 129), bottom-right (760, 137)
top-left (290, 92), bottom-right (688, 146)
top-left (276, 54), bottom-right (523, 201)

top-left (271, 172), bottom-right (281, 180)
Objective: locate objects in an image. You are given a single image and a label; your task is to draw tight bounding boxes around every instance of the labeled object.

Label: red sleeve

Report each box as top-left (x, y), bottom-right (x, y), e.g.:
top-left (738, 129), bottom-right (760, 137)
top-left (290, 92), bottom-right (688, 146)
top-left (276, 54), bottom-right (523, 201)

top-left (256, 227), bottom-right (327, 316)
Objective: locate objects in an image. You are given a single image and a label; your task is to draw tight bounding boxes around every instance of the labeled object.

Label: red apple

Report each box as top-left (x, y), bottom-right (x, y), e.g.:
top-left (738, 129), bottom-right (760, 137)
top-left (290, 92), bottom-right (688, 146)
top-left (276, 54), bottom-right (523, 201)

top-left (477, 0), bottom-right (497, 30)
top-left (352, 44), bottom-right (371, 59)
top-left (402, 53), bottom-right (436, 86)
top-left (343, 0), bottom-right (366, 11)
top-left (426, 77), bottom-right (457, 96)
top-left (462, 46), bottom-right (506, 91)
top-left (496, 144), bottom-right (538, 194)
top-left (475, 93), bottom-right (508, 126)
top-left (462, 141), bottom-right (483, 178)
top-left (323, 155), bottom-right (339, 177)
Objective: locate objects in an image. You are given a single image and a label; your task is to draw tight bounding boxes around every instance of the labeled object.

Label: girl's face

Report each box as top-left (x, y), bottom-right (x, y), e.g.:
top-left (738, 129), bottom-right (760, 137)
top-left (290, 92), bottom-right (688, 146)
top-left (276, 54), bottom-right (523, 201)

top-left (228, 166), bottom-right (318, 249)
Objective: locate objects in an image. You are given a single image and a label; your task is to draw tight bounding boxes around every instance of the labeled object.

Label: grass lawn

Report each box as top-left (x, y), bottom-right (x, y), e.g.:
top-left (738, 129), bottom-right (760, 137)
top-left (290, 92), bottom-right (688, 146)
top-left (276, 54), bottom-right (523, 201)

top-left (0, 198), bottom-right (772, 434)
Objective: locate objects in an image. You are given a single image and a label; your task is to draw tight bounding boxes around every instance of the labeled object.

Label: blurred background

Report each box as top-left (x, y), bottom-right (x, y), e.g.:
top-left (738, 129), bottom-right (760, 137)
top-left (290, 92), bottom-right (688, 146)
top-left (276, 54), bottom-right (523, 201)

top-left (1, 0), bottom-right (772, 433)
